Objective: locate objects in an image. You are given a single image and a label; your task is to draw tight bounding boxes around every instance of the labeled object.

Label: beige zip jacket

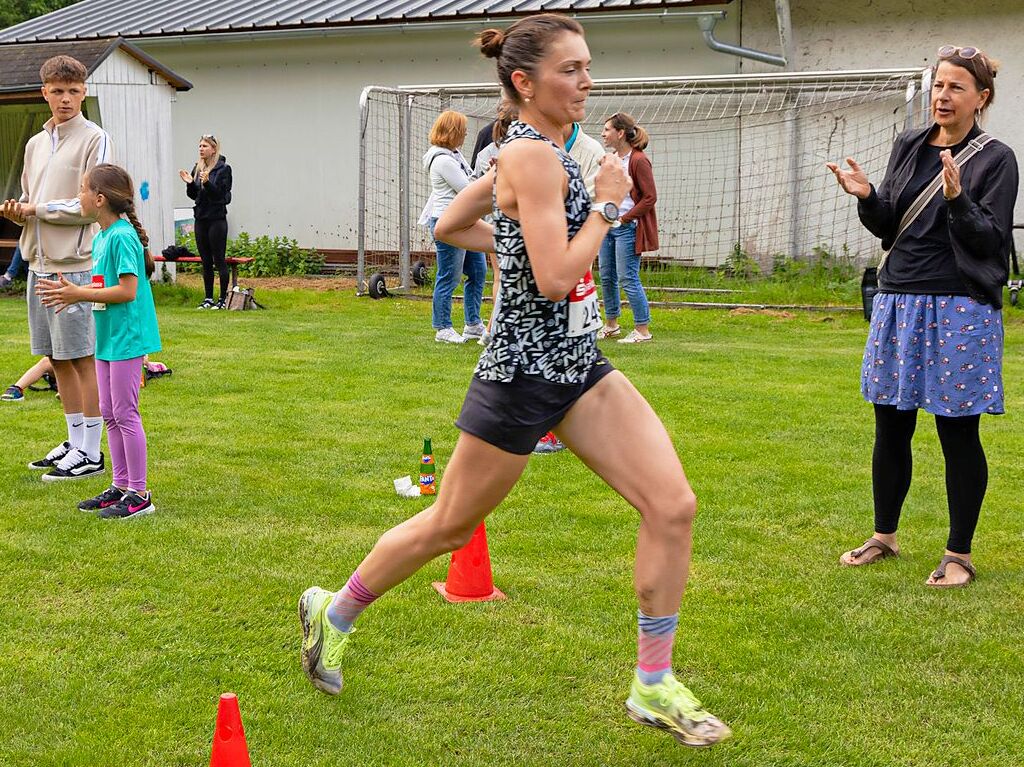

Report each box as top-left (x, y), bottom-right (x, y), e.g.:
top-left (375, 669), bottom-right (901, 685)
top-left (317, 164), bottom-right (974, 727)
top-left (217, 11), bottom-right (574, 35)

top-left (18, 112), bottom-right (114, 274)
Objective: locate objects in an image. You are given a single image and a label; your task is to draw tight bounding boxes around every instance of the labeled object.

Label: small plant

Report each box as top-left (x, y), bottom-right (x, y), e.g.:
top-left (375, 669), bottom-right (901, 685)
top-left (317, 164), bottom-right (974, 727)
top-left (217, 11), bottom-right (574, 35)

top-left (725, 243), bottom-right (761, 279)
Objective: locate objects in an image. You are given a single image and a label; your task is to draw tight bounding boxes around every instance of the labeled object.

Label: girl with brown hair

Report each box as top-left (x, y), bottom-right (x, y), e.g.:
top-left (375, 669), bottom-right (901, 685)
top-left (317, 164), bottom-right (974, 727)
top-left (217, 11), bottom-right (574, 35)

top-left (598, 112), bottom-right (658, 343)
top-left (36, 164), bottom-right (162, 518)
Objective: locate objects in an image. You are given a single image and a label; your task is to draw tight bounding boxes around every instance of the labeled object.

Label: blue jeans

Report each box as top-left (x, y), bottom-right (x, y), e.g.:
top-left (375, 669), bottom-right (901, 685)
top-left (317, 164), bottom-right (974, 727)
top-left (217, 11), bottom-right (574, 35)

top-left (4, 245), bottom-right (24, 280)
top-left (429, 217), bottom-right (486, 330)
top-left (598, 221), bottom-right (650, 326)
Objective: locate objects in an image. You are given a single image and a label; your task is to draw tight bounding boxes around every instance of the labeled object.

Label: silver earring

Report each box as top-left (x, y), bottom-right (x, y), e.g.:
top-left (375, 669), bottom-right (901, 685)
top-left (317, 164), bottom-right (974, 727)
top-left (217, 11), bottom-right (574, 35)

top-left (525, 96), bottom-right (531, 103)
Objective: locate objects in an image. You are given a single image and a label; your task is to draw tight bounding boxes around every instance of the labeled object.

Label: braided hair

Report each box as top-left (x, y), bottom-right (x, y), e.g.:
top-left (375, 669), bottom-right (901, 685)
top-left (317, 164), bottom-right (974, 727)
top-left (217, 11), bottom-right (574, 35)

top-left (85, 164), bottom-right (155, 277)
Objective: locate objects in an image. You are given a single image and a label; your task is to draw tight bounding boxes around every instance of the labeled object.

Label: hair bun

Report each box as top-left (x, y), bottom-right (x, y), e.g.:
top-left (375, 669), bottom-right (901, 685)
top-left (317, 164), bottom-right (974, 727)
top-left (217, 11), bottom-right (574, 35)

top-left (476, 28), bottom-right (505, 58)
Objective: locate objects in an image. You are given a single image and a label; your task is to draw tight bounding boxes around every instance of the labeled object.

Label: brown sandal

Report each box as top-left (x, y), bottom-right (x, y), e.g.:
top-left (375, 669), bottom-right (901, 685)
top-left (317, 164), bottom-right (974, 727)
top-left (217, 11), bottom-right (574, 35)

top-left (840, 537), bottom-right (898, 567)
top-left (926, 555), bottom-right (976, 588)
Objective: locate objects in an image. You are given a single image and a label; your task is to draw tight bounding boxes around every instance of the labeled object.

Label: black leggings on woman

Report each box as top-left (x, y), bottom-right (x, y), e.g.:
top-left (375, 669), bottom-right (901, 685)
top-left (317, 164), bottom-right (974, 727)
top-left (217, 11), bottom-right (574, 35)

top-left (872, 404), bottom-right (987, 554)
top-left (195, 218), bottom-right (229, 301)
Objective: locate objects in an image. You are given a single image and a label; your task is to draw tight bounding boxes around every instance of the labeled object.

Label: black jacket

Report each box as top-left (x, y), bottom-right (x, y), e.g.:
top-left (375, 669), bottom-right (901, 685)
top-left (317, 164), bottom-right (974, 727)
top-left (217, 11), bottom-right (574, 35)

top-left (186, 156), bottom-right (232, 221)
top-left (858, 124), bottom-right (1018, 308)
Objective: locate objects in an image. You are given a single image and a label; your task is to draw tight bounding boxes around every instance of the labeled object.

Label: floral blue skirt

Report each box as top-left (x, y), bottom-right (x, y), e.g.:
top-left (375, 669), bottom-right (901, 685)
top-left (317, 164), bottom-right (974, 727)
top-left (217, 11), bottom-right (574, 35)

top-left (862, 293), bottom-right (1004, 416)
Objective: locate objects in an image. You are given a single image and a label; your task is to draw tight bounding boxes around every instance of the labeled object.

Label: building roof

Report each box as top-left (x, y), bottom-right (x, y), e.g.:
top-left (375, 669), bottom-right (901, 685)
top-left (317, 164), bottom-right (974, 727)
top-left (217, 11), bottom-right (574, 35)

top-left (0, 0), bottom-right (732, 43)
top-left (0, 38), bottom-right (192, 92)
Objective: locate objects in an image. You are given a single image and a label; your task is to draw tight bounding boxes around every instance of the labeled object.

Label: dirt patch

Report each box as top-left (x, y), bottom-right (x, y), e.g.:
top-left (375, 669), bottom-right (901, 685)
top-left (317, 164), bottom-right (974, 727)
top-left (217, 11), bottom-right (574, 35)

top-left (728, 307), bottom-right (796, 319)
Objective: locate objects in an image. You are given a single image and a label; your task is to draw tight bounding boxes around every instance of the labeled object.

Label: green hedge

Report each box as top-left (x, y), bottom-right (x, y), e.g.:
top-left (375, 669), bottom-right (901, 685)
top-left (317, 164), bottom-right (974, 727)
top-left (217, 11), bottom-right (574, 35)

top-left (174, 231), bottom-right (324, 277)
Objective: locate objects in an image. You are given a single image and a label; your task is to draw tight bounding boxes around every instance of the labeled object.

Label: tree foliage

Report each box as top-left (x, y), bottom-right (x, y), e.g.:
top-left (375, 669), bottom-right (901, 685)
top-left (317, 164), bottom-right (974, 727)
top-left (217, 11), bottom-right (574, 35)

top-left (1, 1), bottom-right (85, 31)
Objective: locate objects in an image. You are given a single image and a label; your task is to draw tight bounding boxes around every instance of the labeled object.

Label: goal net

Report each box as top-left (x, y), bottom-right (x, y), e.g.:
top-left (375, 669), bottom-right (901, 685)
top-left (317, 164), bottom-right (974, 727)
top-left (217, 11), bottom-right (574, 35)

top-left (357, 69), bottom-right (930, 292)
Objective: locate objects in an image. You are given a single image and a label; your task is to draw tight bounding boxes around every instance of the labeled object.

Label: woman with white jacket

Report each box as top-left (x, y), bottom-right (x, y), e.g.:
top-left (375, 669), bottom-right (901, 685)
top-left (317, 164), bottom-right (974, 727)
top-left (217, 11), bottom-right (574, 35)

top-left (422, 111), bottom-right (486, 344)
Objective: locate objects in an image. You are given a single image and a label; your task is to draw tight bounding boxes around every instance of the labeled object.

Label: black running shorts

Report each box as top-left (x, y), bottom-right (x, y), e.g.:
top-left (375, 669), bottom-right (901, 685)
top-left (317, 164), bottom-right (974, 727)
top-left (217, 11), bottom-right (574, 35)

top-left (455, 356), bottom-right (616, 455)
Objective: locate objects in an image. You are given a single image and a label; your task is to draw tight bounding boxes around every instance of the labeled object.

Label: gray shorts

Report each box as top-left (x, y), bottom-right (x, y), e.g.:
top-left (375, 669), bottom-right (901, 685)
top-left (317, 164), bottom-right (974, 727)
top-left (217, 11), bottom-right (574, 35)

top-left (28, 270), bottom-right (96, 360)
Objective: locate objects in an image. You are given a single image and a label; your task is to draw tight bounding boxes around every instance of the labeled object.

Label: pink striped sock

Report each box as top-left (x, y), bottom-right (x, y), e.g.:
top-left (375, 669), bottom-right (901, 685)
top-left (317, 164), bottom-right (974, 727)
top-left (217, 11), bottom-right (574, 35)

top-left (636, 611), bottom-right (678, 685)
top-left (326, 570), bottom-right (379, 633)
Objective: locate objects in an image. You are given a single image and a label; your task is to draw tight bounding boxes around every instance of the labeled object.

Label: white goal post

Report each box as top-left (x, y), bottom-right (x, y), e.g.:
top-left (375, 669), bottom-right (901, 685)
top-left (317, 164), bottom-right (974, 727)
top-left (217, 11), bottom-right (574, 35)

top-left (357, 68), bottom-right (930, 293)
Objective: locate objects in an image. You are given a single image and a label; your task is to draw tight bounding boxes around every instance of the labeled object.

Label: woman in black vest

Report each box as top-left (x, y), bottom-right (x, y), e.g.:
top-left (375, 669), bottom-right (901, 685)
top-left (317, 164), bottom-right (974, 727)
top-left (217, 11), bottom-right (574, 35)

top-left (179, 134), bottom-right (232, 309)
top-left (828, 46), bottom-right (1017, 587)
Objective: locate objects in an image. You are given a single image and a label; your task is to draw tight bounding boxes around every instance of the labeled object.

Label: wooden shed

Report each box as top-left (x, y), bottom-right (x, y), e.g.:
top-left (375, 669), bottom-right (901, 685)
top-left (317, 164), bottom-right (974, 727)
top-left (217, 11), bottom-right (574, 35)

top-left (0, 38), bottom-right (191, 273)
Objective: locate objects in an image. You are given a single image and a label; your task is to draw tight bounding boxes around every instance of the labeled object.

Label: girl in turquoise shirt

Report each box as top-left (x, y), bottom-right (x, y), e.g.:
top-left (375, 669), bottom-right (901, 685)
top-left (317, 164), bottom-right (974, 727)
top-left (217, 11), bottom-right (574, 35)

top-left (37, 164), bottom-right (161, 519)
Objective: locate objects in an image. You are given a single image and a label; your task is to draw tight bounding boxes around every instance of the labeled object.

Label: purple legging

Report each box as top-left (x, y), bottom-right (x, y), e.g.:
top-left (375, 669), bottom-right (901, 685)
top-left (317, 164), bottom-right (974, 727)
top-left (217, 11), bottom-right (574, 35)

top-left (96, 357), bottom-right (148, 491)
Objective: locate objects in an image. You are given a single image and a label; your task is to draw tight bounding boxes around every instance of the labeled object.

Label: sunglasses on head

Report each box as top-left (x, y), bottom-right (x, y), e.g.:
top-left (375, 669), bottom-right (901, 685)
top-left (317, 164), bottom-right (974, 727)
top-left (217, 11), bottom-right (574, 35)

top-left (201, 134), bottom-right (217, 142)
top-left (937, 45), bottom-right (983, 61)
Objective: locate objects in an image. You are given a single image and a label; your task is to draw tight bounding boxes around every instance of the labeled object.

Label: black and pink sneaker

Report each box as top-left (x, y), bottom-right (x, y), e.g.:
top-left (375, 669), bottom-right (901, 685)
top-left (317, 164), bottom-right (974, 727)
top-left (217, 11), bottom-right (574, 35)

top-left (78, 485), bottom-right (125, 512)
top-left (99, 490), bottom-right (155, 519)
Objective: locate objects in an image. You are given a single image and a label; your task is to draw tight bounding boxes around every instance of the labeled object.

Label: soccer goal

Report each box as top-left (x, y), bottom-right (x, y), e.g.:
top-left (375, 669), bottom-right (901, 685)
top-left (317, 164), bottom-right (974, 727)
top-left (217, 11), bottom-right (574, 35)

top-left (357, 68), bottom-right (930, 297)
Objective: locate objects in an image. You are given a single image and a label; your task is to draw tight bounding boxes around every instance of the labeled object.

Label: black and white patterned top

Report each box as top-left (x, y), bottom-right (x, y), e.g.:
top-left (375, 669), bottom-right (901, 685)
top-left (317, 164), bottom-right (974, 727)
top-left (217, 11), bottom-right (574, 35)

top-left (474, 121), bottom-right (598, 385)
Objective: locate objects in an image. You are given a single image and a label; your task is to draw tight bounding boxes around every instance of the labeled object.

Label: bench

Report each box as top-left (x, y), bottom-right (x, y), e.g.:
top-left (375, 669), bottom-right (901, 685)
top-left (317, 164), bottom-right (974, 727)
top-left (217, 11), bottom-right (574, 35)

top-left (153, 256), bottom-right (254, 289)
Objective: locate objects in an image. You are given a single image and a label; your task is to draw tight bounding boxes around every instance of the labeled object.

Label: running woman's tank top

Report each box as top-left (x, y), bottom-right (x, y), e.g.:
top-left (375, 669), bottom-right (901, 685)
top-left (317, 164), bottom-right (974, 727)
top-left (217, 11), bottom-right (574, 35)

top-left (474, 121), bottom-right (598, 385)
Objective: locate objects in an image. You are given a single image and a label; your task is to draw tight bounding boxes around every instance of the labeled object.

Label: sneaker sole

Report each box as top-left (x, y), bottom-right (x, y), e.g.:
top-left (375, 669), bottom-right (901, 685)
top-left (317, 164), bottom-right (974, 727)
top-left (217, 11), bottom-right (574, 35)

top-left (118, 505), bottom-right (155, 519)
top-left (41, 467), bottom-right (105, 482)
top-left (624, 701), bottom-right (730, 748)
top-left (28, 462), bottom-right (57, 470)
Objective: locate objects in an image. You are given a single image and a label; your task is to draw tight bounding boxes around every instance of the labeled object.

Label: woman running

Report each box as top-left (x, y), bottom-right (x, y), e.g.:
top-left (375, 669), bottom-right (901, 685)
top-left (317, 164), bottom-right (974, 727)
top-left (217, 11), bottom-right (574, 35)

top-left (297, 13), bottom-right (731, 748)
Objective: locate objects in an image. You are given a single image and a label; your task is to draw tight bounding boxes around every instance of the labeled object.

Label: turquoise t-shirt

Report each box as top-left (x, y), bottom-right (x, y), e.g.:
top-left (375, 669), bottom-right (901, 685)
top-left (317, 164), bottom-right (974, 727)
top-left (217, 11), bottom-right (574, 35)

top-left (91, 219), bottom-right (162, 361)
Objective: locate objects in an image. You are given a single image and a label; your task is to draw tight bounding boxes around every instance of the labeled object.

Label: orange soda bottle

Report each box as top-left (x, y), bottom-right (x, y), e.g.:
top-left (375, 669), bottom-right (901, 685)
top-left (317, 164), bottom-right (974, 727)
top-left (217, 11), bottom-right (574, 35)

top-left (419, 438), bottom-right (436, 495)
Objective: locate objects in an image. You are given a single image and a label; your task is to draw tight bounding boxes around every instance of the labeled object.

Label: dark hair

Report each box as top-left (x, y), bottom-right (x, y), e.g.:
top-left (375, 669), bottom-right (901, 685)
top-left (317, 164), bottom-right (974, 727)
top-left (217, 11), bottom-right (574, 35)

top-left (492, 100), bottom-right (519, 145)
top-left (475, 14), bottom-right (585, 104)
top-left (935, 49), bottom-right (999, 113)
top-left (605, 112), bottom-right (649, 151)
top-left (86, 164), bottom-right (155, 277)
top-left (39, 55), bottom-right (87, 85)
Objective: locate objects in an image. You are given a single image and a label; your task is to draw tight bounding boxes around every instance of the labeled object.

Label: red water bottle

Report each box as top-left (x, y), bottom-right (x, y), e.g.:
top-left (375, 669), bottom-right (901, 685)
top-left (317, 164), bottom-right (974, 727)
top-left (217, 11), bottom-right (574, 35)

top-left (91, 274), bottom-right (106, 310)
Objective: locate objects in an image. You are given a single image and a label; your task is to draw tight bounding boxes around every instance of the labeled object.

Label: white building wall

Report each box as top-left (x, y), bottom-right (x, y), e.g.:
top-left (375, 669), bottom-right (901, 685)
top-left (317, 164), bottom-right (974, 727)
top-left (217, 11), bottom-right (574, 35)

top-left (138, 1), bottom-right (1024, 254)
top-left (89, 50), bottom-right (177, 269)
top-left (141, 15), bottom-right (741, 252)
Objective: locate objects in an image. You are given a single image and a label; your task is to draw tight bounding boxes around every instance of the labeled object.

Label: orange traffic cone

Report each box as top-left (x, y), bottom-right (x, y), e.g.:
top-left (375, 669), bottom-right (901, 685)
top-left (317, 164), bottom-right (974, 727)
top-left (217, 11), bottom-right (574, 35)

top-left (432, 522), bottom-right (506, 602)
top-left (209, 693), bottom-right (252, 767)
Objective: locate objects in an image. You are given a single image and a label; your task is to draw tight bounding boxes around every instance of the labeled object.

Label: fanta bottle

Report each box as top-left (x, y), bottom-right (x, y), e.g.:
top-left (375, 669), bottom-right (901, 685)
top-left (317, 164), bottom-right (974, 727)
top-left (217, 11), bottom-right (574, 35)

top-left (419, 438), bottom-right (436, 495)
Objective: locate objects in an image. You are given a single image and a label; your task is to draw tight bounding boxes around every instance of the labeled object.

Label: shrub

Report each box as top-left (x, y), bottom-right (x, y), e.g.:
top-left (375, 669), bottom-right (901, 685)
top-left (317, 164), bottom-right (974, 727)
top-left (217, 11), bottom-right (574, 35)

top-left (174, 230), bottom-right (324, 277)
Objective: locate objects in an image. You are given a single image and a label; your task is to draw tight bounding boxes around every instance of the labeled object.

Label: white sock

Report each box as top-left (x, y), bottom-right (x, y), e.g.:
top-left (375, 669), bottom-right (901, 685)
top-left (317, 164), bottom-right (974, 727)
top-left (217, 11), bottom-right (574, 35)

top-left (66, 412), bottom-right (84, 450)
top-left (83, 416), bottom-right (103, 462)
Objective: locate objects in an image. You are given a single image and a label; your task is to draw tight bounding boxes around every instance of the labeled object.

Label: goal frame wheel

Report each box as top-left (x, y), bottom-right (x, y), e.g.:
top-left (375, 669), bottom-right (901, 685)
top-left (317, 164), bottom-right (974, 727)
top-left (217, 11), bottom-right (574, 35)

top-left (368, 272), bottom-right (388, 299)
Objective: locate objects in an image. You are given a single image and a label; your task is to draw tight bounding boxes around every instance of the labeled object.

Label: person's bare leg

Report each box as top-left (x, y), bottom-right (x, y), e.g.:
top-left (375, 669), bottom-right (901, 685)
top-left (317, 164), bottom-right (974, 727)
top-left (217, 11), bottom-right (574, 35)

top-left (49, 358), bottom-right (82, 415)
top-left (15, 357), bottom-right (53, 390)
top-left (554, 371), bottom-right (730, 746)
top-left (357, 432), bottom-right (529, 593)
top-left (69, 355), bottom-right (100, 418)
top-left (555, 371), bottom-right (693, 614)
top-left (299, 432), bottom-right (529, 695)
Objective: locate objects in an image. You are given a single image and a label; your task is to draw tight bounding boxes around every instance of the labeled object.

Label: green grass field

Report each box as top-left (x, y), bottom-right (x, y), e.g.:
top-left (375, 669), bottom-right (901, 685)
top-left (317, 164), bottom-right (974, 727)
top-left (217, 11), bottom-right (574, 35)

top-left (1, 284), bottom-right (1022, 766)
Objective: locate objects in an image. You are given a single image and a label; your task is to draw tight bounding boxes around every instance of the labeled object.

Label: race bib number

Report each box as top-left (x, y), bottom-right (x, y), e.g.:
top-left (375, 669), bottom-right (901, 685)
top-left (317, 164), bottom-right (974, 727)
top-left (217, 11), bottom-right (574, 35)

top-left (567, 270), bottom-right (602, 337)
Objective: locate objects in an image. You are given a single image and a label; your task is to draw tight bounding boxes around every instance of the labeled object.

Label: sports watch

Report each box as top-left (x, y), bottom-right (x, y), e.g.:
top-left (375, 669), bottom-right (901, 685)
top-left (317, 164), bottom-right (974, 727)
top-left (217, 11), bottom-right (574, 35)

top-left (591, 201), bottom-right (620, 227)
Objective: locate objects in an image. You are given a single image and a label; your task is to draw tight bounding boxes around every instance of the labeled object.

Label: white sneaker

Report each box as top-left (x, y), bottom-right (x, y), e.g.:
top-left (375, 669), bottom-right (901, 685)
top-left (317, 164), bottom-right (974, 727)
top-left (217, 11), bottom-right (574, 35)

top-left (478, 331), bottom-right (492, 347)
top-left (618, 329), bottom-right (653, 344)
top-left (462, 323), bottom-right (486, 339)
top-left (435, 327), bottom-right (466, 344)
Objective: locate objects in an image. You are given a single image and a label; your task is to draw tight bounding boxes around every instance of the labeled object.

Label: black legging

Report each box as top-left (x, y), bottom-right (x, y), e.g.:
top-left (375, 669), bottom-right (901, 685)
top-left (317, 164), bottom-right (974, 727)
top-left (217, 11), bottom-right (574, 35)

top-left (872, 404), bottom-right (988, 554)
top-left (195, 218), bottom-right (229, 301)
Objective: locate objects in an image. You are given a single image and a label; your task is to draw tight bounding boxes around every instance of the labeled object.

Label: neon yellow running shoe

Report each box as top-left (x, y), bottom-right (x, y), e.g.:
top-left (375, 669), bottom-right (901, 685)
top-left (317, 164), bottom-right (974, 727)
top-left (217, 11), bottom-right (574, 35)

top-left (298, 586), bottom-right (352, 695)
top-left (625, 673), bottom-right (732, 747)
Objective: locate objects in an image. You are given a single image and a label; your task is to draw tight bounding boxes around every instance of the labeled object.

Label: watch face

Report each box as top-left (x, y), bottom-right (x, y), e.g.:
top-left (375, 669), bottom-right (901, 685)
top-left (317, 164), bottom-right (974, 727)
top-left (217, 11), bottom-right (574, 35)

top-left (603, 202), bottom-right (618, 221)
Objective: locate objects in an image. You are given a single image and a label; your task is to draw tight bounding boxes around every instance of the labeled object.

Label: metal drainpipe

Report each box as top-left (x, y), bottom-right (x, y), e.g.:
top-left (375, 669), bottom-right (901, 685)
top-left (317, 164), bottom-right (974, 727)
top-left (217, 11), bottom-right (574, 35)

top-left (697, 0), bottom-right (793, 68)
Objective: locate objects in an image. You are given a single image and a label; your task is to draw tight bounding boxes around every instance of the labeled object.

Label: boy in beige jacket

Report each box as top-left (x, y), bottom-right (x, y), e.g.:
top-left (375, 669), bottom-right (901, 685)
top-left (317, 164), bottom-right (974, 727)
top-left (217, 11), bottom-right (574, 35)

top-left (2, 55), bottom-right (113, 481)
